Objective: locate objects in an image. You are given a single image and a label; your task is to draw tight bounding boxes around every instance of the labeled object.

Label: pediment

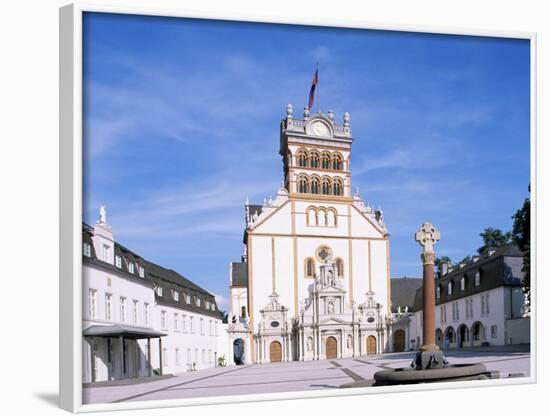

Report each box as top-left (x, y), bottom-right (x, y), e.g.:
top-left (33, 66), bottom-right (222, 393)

top-left (318, 316), bottom-right (349, 325)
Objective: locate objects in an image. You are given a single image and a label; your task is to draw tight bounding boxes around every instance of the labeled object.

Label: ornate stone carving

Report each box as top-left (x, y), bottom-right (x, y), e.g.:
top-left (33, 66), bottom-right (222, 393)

top-left (421, 252), bottom-right (436, 265)
top-left (343, 111), bottom-right (350, 126)
top-left (415, 222), bottom-right (440, 254)
top-left (307, 120), bottom-right (330, 137)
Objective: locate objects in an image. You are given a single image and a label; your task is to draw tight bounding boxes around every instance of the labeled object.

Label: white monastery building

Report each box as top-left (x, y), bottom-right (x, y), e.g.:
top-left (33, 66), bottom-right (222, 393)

top-left (391, 244), bottom-right (529, 352)
top-left (228, 105), bottom-right (392, 364)
top-left (82, 208), bottom-right (228, 383)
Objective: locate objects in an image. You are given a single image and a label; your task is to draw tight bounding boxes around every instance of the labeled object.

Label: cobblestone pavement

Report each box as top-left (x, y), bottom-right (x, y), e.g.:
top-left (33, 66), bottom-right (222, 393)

top-left (83, 346), bottom-right (531, 404)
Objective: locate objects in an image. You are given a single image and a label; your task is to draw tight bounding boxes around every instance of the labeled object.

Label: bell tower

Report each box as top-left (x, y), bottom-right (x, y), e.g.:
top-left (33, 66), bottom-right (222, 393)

top-left (279, 104), bottom-right (354, 201)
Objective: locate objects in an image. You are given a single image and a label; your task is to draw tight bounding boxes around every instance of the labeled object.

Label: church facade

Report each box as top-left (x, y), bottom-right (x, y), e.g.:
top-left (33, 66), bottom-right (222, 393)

top-left (228, 105), bottom-right (392, 364)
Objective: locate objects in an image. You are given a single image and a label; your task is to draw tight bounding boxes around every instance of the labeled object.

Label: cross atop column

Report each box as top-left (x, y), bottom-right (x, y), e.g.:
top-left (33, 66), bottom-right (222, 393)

top-left (415, 222), bottom-right (440, 254)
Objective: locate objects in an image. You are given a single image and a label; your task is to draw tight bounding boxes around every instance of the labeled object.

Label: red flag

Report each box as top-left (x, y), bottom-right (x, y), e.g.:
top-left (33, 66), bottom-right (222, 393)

top-left (308, 68), bottom-right (318, 111)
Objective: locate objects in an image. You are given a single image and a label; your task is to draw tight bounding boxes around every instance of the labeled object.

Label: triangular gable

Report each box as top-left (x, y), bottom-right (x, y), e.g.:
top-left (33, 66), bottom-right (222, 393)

top-left (351, 204), bottom-right (388, 237)
top-left (318, 316), bottom-right (351, 325)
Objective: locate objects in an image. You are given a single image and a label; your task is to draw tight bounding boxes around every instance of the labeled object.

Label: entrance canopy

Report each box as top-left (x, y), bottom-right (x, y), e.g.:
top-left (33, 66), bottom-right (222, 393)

top-left (83, 324), bottom-right (166, 339)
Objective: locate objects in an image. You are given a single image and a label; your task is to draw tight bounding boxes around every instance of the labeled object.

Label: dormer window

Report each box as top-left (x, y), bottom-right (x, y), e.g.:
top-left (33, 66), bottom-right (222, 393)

top-left (83, 242), bottom-right (91, 257)
top-left (475, 271), bottom-right (481, 286)
top-left (128, 263), bottom-right (135, 274)
top-left (436, 285), bottom-right (441, 299)
top-left (460, 276), bottom-right (466, 291)
top-left (139, 266), bottom-right (145, 278)
top-left (102, 244), bottom-right (110, 262)
top-left (447, 280), bottom-right (454, 295)
top-left (172, 290), bottom-right (179, 301)
top-left (196, 297), bottom-right (201, 307)
top-left (115, 255), bottom-right (122, 269)
top-left (156, 286), bottom-right (163, 297)
top-left (186, 294), bottom-right (191, 304)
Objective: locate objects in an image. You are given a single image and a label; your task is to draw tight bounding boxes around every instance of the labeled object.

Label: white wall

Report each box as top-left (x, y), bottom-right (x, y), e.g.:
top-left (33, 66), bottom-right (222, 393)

top-left (151, 304), bottom-right (223, 373)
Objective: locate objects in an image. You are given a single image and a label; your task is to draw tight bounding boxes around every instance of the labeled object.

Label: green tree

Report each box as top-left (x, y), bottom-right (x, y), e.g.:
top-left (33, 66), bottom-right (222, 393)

top-left (456, 255), bottom-right (472, 267)
top-left (512, 194), bottom-right (530, 313)
top-left (477, 227), bottom-right (511, 254)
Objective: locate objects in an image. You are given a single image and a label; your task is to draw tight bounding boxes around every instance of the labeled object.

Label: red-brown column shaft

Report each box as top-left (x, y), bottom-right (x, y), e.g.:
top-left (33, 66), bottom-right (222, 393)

top-left (421, 253), bottom-right (437, 351)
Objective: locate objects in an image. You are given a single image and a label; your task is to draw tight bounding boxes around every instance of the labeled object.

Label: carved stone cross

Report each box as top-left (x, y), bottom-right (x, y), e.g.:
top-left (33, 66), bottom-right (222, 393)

top-left (415, 222), bottom-right (440, 253)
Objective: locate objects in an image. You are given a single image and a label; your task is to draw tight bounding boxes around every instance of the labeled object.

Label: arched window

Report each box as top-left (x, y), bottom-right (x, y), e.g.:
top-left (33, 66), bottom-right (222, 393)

top-left (305, 258), bottom-right (315, 278)
top-left (321, 177), bottom-right (332, 195)
top-left (298, 175), bottom-right (309, 193)
top-left (327, 208), bottom-right (336, 226)
top-left (310, 151), bottom-right (320, 168)
top-left (310, 176), bottom-right (320, 194)
top-left (297, 149), bottom-right (308, 167)
top-left (335, 258), bottom-right (344, 278)
top-left (318, 209), bottom-right (327, 226)
top-left (307, 207), bottom-right (317, 226)
top-left (333, 178), bottom-right (344, 196)
top-left (321, 152), bottom-right (331, 169)
top-left (332, 153), bottom-right (343, 170)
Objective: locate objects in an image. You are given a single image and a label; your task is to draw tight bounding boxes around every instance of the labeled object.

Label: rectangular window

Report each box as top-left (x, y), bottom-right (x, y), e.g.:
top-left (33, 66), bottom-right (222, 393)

top-left (486, 294), bottom-right (490, 314)
top-left (88, 289), bottom-right (97, 318)
top-left (120, 297), bottom-right (127, 322)
top-left (139, 266), bottom-right (145, 278)
top-left (174, 313), bottom-right (179, 332)
top-left (481, 295), bottom-right (485, 315)
top-left (161, 310), bottom-right (167, 330)
top-left (132, 300), bottom-right (139, 324)
top-left (202, 349), bottom-right (205, 363)
top-left (194, 348), bottom-right (198, 364)
top-left (182, 315), bottom-right (187, 332)
top-left (186, 294), bottom-right (191, 304)
top-left (209, 320), bottom-right (213, 336)
top-left (115, 255), bottom-right (122, 269)
top-left (83, 242), bottom-right (91, 257)
top-left (102, 244), bottom-right (110, 262)
top-left (172, 290), bottom-right (179, 301)
top-left (175, 348), bottom-right (180, 366)
top-left (215, 321), bottom-right (218, 336)
top-left (156, 286), bottom-right (163, 297)
top-left (144, 303), bottom-right (150, 326)
top-left (200, 318), bottom-right (204, 335)
top-left (105, 293), bottom-right (112, 320)
top-left (491, 325), bottom-right (497, 338)
top-left (190, 316), bottom-right (194, 333)
top-left (128, 262), bottom-right (134, 274)
top-left (187, 349), bottom-right (191, 366)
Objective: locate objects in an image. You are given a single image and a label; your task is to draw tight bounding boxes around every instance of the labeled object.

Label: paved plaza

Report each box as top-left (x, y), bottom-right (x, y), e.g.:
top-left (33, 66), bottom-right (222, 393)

top-left (83, 346), bottom-right (531, 405)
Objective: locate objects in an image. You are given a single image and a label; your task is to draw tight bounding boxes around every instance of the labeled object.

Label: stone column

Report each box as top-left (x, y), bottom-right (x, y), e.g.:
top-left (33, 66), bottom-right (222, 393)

top-left (158, 337), bottom-right (163, 375)
top-left (415, 223), bottom-right (441, 352)
top-left (147, 338), bottom-right (152, 377)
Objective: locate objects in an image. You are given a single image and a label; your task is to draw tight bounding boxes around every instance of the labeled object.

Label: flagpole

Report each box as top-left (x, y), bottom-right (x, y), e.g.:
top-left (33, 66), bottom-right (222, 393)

top-left (316, 62), bottom-right (320, 114)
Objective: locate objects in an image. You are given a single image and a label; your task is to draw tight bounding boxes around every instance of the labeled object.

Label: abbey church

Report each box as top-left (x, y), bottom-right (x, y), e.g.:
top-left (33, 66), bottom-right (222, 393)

top-left (227, 104), bottom-right (393, 364)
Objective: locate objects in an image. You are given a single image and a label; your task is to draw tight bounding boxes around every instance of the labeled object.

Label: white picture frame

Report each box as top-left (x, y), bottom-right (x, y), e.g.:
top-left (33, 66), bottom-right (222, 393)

top-left (59, 1), bottom-right (537, 413)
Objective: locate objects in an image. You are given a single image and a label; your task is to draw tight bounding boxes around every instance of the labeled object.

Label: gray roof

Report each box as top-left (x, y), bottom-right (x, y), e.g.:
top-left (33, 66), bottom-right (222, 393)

top-left (83, 324), bottom-right (166, 339)
top-left (391, 277), bottom-right (422, 313)
top-left (231, 262), bottom-right (248, 287)
top-left (83, 224), bottom-right (223, 318)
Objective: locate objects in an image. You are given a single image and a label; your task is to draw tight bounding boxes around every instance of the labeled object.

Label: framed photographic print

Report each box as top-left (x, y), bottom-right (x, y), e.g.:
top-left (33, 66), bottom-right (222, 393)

top-left (59, 2), bottom-right (536, 413)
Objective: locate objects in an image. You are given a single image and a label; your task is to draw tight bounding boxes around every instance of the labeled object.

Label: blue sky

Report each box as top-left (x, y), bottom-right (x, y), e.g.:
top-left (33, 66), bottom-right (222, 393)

top-left (83, 12), bottom-right (530, 311)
